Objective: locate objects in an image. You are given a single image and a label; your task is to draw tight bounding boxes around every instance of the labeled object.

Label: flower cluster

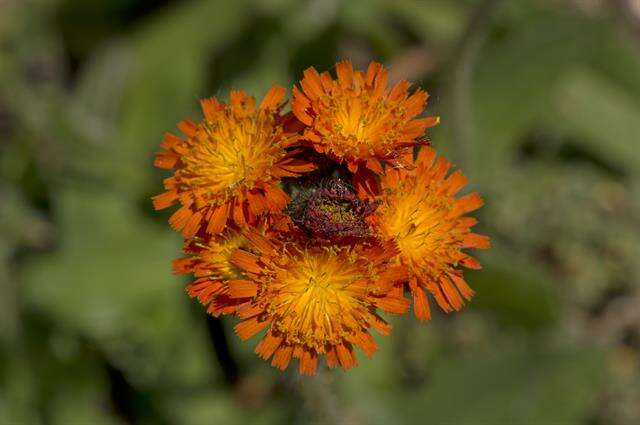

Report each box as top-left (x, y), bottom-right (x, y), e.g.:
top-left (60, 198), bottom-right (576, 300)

top-left (154, 60), bottom-right (489, 375)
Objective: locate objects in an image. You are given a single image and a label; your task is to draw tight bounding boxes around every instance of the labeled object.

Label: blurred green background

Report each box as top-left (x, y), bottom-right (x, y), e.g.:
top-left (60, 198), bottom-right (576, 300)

top-left (2, 0), bottom-right (640, 423)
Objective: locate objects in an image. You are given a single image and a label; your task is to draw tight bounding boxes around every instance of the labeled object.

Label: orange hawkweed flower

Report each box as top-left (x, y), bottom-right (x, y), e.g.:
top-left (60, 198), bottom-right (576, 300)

top-left (370, 147), bottom-right (490, 320)
top-left (292, 60), bottom-right (439, 175)
top-left (153, 86), bottom-right (315, 237)
top-left (173, 228), bottom-right (248, 317)
top-left (227, 232), bottom-right (409, 375)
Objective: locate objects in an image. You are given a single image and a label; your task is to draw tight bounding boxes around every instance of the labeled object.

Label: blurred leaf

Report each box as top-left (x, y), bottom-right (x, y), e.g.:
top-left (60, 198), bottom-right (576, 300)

top-left (71, 40), bottom-right (132, 145)
top-left (0, 356), bottom-right (43, 425)
top-left (485, 162), bottom-right (640, 306)
top-left (341, 332), bottom-right (604, 425)
top-left (388, 0), bottom-right (467, 45)
top-left (46, 357), bottom-right (121, 425)
top-left (469, 10), bottom-right (598, 181)
top-left (396, 343), bottom-right (605, 425)
top-left (20, 189), bottom-right (216, 389)
top-left (1, 338), bottom-right (120, 425)
top-left (548, 69), bottom-right (640, 177)
top-left (162, 389), bottom-right (289, 425)
top-left (0, 185), bottom-right (51, 343)
top-left (224, 36), bottom-right (292, 97)
top-left (467, 254), bottom-right (559, 330)
top-left (73, 0), bottom-right (250, 196)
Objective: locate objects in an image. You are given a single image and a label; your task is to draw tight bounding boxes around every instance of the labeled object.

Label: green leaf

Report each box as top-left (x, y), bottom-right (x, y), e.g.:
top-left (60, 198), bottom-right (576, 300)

top-left (72, 0), bottom-right (250, 196)
top-left (396, 343), bottom-right (605, 425)
top-left (388, 0), bottom-right (467, 45)
top-left (548, 69), bottom-right (640, 177)
top-left (20, 189), bottom-right (216, 389)
top-left (467, 254), bottom-right (559, 330)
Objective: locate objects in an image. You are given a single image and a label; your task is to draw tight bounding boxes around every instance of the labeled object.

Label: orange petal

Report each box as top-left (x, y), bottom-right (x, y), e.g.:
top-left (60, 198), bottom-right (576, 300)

top-left (448, 272), bottom-right (475, 301)
top-left (424, 279), bottom-right (453, 313)
top-left (463, 233), bottom-right (491, 249)
top-left (365, 158), bottom-right (384, 174)
top-left (246, 191), bottom-right (267, 216)
top-left (371, 67), bottom-right (388, 99)
top-left (351, 331), bottom-right (377, 357)
top-left (160, 132), bottom-right (184, 150)
top-left (187, 280), bottom-right (223, 304)
top-left (460, 256), bottom-right (482, 270)
top-left (245, 231), bottom-right (275, 256)
top-left (172, 258), bottom-right (194, 274)
top-left (370, 314), bottom-right (392, 335)
top-left (292, 86), bottom-right (313, 125)
top-left (278, 158), bottom-right (316, 173)
top-left (230, 250), bottom-right (262, 274)
top-left (336, 344), bottom-right (357, 369)
top-left (409, 278), bottom-right (431, 321)
top-left (301, 67), bottom-right (324, 99)
top-left (444, 170), bottom-right (468, 195)
top-left (200, 97), bottom-right (220, 121)
top-left (326, 347), bottom-right (339, 369)
top-left (152, 191), bottom-right (178, 210)
top-left (365, 62), bottom-right (382, 86)
top-left (458, 217), bottom-right (479, 229)
top-left (299, 350), bottom-right (318, 375)
top-left (263, 185), bottom-right (289, 212)
top-left (336, 60), bottom-right (354, 89)
top-left (255, 332), bottom-right (282, 360)
top-left (181, 210), bottom-right (203, 238)
top-left (206, 203), bottom-right (229, 234)
top-left (375, 295), bottom-right (409, 314)
top-left (260, 85), bottom-right (286, 110)
top-left (416, 146), bottom-right (437, 168)
top-left (271, 345), bottom-right (294, 370)
top-left (432, 157), bottom-right (451, 182)
top-left (388, 80), bottom-right (409, 101)
top-left (440, 277), bottom-right (464, 311)
top-left (454, 193), bottom-right (484, 216)
top-left (177, 119), bottom-right (197, 137)
top-left (168, 205), bottom-right (193, 232)
top-left (228, 280), bottom-right (258, 298)
top-left (154, 152), bottom-right (179, 169)
top-left (235, 316), bottom-right (270, 340)
top-left (353, 166), bottom-right (380, 198)
top-left (232, 198), bottom-right (247, 226)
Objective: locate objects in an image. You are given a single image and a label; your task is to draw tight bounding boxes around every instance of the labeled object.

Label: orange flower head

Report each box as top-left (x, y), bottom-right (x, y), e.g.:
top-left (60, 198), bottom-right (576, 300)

top-left (370, 147), bottom-right (491, 320)
top-left (153, 86), bottom-right (315, 237)
top-left (292, 60), bottom-right (439, 174)
top-left (227, 232), bottom-right (409, 375)
top-left (173, 228), bottom-right (248, 317)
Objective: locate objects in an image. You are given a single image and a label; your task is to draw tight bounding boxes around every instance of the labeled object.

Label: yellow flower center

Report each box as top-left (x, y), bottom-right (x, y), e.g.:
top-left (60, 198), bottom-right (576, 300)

top-left (268, 249), bottom-right (371, 349)
top-left (320, 93), bottom-right (400, 154)
top-left (380, 182), bottom-right (461, 278)
top-left (178, 112), bottom-right (285, 202)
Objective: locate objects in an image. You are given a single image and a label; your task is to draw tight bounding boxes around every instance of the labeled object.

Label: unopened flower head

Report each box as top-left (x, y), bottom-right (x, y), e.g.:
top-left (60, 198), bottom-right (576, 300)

top-left (287, 178), bottom-right (378, 242)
